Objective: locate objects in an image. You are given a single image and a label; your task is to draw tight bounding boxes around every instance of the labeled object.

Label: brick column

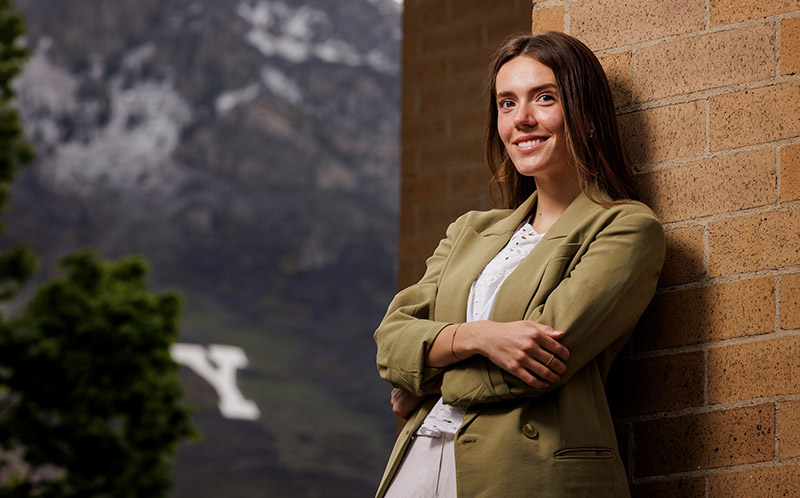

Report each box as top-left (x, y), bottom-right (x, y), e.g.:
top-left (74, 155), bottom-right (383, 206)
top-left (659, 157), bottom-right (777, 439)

top-left (399, 0), bottom-right (531, 288)
top-left (401, 1), bottom-right (800, 495)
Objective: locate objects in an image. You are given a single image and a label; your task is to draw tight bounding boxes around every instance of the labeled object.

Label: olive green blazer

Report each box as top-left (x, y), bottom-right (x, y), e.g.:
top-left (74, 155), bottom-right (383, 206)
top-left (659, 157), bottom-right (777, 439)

top-left (374, 191), bottom-right (665, 498)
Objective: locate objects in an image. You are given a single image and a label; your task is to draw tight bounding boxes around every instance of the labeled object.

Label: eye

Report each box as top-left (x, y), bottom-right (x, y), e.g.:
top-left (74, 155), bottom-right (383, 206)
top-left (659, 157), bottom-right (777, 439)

top-left (497, 99), bottom-right (515, 110)
top-left (538, 93), bottom-right (556, 103)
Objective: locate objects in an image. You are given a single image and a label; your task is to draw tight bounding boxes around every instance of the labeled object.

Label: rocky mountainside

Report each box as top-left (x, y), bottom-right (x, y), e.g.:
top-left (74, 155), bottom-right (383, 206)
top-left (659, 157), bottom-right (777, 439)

top-left (8, 0), bottom-right (401, 496)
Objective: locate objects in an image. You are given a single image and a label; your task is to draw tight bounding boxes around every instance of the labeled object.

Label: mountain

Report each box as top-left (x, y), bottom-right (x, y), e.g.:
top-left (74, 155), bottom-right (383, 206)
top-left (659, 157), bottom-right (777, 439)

top-left (8, 0), bottom-right (401, 496)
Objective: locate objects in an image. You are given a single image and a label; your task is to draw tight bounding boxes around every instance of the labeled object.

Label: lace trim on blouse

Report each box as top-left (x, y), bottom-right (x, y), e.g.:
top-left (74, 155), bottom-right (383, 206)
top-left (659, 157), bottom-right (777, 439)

top-left (416, 222), bottom-right (544, 437)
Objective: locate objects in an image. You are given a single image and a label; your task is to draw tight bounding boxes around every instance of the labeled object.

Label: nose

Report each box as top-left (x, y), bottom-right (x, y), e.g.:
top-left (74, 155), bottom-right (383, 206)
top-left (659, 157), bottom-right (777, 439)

top-left (513, 103), bottom-right (536, 128)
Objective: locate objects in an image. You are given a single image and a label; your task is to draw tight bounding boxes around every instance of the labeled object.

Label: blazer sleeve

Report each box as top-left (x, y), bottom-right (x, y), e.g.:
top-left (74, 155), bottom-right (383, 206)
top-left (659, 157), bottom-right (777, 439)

top-left (440, 211), bottom-right (666, 407)
top-left (373, 215), bottom-right (467, 395)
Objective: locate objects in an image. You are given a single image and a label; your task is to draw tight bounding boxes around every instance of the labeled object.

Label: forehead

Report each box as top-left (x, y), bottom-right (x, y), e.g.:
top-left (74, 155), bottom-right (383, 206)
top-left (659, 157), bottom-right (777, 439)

top-left (495, 56), bottom-right (557, 92)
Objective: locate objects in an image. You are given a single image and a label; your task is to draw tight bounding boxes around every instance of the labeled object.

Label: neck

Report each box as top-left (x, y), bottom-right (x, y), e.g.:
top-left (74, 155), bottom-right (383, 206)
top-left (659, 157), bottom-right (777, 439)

top-left (530, 175), bottom-right (582, 233)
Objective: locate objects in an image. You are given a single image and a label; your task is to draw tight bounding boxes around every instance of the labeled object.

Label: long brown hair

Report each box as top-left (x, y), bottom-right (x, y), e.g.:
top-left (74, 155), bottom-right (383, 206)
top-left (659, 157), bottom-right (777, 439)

top-left (484, 32), bottom-right (636, 208)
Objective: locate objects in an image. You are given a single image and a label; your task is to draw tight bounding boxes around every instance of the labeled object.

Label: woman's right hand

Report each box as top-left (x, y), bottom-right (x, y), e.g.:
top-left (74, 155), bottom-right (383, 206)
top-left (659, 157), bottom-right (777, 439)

top-left (390, 387), bottom-right (428, 419)
top-left (463, 320), bottom-right (570, 388)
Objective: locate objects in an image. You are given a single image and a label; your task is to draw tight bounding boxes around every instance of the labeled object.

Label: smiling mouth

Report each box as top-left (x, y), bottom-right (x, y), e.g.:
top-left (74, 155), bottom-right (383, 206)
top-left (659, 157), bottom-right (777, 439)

top-left (515, 137), bottom-right (548, 148)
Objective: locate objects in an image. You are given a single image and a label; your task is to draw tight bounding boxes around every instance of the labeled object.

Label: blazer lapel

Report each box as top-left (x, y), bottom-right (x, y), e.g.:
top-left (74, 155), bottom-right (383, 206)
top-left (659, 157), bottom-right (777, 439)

top-left (434, 194), bottom-right (538, 323)
top-left (459, 193), bottom-right (603, 431)
top-left (491, 192), bottom-right (601, 321)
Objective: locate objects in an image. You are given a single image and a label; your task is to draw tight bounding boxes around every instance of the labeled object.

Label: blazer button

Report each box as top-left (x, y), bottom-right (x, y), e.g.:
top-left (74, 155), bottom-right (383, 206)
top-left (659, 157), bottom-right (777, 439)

top-left (522, 423), bottom-right (538, 439)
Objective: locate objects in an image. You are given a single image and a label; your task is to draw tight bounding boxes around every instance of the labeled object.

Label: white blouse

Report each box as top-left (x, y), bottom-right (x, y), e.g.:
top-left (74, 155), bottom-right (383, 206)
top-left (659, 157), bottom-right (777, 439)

top-left (416, 222), bottom-right (544, 437)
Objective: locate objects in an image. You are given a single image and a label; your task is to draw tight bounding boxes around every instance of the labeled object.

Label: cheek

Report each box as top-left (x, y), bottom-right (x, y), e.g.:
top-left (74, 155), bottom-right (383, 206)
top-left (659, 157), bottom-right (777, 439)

top-left (497, 116), bottom-right (514, 143)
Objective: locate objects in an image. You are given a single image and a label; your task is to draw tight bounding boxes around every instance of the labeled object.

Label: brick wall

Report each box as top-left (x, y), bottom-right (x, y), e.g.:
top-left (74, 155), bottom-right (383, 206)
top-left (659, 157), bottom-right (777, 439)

top-left (399, 0), bottom-right (531, 288)
top-left (400, 0), bottom-right (800, 495)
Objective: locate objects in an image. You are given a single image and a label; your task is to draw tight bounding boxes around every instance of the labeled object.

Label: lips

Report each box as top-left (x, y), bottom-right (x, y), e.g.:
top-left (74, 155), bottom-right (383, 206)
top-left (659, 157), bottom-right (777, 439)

top-left (514, 136), bottom-right (549, 149)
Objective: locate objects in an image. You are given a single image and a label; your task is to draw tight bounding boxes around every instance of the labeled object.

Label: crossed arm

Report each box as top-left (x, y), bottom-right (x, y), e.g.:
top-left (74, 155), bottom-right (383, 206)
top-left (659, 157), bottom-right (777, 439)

top-left (391, 320), bottom-right (569, 417)
top-left (378, 210), bottom-right (665, 414)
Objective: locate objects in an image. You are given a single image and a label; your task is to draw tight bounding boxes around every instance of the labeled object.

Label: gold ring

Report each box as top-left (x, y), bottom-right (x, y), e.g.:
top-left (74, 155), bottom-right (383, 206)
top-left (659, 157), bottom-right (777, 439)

top-left (544, 354), bottom-right (555, 367)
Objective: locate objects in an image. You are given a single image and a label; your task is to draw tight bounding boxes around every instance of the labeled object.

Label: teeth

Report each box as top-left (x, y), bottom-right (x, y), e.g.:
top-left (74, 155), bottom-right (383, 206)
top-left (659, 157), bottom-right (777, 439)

top-left (517, 138), bottom-right (545, 147)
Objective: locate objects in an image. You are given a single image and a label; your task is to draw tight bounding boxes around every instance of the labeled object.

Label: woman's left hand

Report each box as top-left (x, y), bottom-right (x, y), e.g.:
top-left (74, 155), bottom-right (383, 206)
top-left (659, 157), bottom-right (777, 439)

top-left (390, 382), bottom-right (443, 419)
top-left (390, 388), bottom-right (426, 419)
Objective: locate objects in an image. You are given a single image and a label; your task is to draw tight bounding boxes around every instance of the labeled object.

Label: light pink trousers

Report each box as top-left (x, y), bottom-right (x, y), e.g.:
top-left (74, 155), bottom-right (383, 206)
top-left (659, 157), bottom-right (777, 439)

top-left (383, 433), bottom-right (457, 498)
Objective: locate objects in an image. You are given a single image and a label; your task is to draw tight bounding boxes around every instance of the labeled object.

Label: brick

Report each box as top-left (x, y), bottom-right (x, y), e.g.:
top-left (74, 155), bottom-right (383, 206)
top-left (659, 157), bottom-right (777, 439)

top-left (658, 226), bottom-right (705, 287)
top-left (450, 106), bottom-right (484, 138)
top-left (400, 205), bottom-right (417, 235)
top-left (631, 477), bottom-right (706, 498)
top-left (634, 24), bottom-right (774, 101)
top-left (619, 101), bottom-right (705, 168)
top-left (633, 405), bottom-right (774, 477)
top-left (403, 56), bottom-right (448, 88)
top-left (708, 465), bottom-right (800, 497)
top-left (418, 196), bottom-right (480, 235)
top-left (485, 7), bottom-right (535, 45)
top-left (401, 172), bottom-right (448, 204)
top-left (708, 208), bottom-right (800, 276)
top-left (571, 0), bottom-right (705, 51)
top-left (398, 229), bottom-right (445, 268)
top-left (637, 277), bottom-right (775, 351)
top-left (532, 6), bottom-right (565, 33)
top-left (402, 88), bottom-right (419, 117)
top-left (708, 336), bottom-right (800, 403)
top-left (600, 51), bottom-right (632, 108)
top-left (401, 147), bottom-right (417, 175)
top-left (403, 0), bottom-right (447, 32)
top-left (451, 166), bottom-right (492, 196)
top-left (638, 149), bottom-right (777, 223)
top-left (418, 137), bottom-right (484, 172)
top-left (450, 0), bottom-right (518, 24)
top-left (397, 261), bottom-right (423, 290)
top-left (710, 81), bottom-right (800, 151)
top-left (417, 79), bottom-right (485, 115)
top-left (781, 143), bottom-right (800, 202)
top-left (402, 114), bottom-right (448, 146)
top-left (449, 48), bottom-right (494, 80)
top-left (419, 21), bottom-right (484, 57)
top-left (710, 0), bottom-right (800, 26)
top-left (782, 16), bottom-right (800, 75)
top-left (403, 33), bottom-right (419, 63)
top-left (780, 400), bottom-right (800, 457)
top-left (606, 351), bottom-right (705, 416)
top-left (782, 272), bottom-right (800, 329)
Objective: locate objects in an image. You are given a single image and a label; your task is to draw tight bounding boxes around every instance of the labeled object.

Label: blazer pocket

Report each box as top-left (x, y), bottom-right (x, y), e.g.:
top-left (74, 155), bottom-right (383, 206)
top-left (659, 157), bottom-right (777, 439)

top-left (555, 447), bottom-right (617, 497)
top-left (555, 447), bottom-right (616, 460)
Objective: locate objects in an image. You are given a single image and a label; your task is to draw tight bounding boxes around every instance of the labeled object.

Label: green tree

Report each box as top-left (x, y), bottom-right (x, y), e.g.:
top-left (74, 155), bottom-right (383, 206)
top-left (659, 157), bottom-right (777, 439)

top-left (0, 2), bottom-right (196, 497)
top-left (0, 253), bottom-right (195, 498)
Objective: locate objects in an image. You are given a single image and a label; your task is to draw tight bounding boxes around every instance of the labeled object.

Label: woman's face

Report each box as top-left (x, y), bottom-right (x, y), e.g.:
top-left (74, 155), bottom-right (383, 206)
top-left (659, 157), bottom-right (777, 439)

top-left (495, 56), bottom-right (572, 181)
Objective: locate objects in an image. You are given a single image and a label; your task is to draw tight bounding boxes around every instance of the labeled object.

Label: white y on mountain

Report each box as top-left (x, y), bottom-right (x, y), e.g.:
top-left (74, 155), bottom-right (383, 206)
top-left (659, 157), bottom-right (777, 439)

top-left (170, 343), bottom-right (261, 421)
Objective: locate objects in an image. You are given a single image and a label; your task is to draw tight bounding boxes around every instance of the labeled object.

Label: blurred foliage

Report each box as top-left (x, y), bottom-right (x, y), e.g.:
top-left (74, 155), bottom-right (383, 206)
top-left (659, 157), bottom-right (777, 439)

top-left (0, 252), bottom-right (196, 498)
top-left (0, 2), bottom-right (196, 497)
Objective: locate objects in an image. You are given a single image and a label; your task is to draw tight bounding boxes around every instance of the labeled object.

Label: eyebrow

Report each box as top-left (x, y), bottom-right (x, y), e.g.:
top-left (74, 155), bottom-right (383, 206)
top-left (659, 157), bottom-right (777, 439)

top-left (496, 83), bottom-right (559, 99)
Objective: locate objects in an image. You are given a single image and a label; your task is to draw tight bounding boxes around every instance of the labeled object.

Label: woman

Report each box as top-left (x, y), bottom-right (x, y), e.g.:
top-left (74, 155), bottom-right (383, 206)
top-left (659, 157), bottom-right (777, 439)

top-left (374, 32), bottom-right (665, 497)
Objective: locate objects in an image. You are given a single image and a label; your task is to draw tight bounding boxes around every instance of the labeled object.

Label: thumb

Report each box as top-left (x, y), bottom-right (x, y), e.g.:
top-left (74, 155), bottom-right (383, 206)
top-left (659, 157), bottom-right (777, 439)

top-left (545, 328), bottom-right (565, 338)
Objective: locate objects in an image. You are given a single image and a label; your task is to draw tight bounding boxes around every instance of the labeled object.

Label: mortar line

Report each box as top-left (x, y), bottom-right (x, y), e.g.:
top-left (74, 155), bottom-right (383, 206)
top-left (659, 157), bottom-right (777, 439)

top-left (614, 73), bottom-right (800, 114)
top-left (776, 18), bottom-right (782, 78)
top-left (617, 391), bottom-right (800, 425)
top-left (594, 13), bottom-right (800, 58)
top-left (630, 456), bottom-right (800, 485)
top-left (776, 401), bottom-right (782, 461)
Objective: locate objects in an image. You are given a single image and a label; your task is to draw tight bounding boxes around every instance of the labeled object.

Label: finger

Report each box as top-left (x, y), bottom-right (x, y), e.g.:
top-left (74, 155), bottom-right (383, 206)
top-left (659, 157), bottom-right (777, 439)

top-left (504, 357), bottom-right (550, 388)
top-left (536, 351), bottom-right (567, 375)
top-left (522, 355), bottom-right (561, 383)
top-left (515, 367), bottom-right (550, 389)
top-left (536, 336), bottom-right (570, 361)
top-left (527, 321), bottom-right (562, 337)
